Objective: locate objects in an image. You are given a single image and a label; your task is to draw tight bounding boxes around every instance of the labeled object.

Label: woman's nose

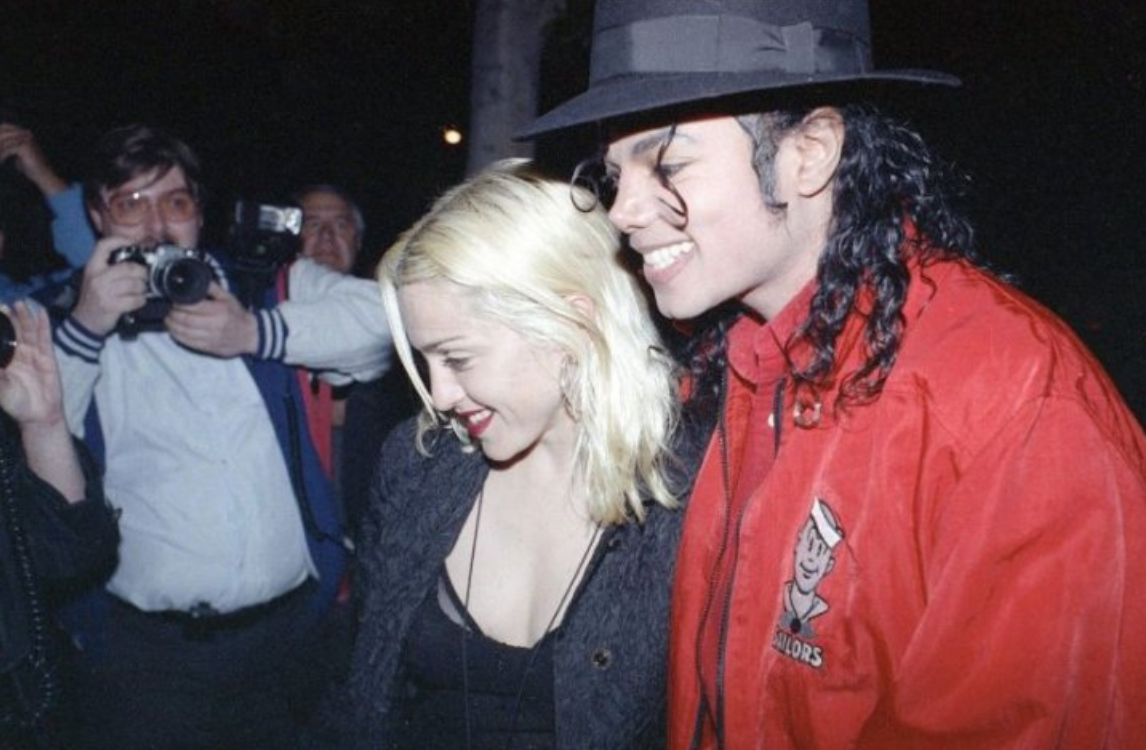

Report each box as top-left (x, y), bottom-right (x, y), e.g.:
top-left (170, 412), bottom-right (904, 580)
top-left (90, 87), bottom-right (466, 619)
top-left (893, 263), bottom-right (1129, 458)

top-left (429, 366), bottom-right (464, 413)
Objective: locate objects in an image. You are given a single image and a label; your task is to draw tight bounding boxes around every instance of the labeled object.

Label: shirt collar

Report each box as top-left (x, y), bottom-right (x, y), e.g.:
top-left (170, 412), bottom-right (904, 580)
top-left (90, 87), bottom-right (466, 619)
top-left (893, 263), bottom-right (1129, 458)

top-left (727, 280), bottom-right (816, 385)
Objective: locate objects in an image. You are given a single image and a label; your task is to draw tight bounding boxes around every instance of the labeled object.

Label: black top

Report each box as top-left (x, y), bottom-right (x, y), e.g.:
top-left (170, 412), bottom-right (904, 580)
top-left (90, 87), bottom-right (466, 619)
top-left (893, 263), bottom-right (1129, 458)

top-left (393, 572), bottom-right (555, 750)
top-left (317, 402), bottom-right (713, 750)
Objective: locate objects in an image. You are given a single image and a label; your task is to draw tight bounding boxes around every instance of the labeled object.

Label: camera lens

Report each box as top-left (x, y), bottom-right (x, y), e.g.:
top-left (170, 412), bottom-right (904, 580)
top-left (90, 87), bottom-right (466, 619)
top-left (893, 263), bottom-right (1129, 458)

top-left (158, 257), bottom-right (213, 304)
top-left (0, 311), bottom-right (15, 369)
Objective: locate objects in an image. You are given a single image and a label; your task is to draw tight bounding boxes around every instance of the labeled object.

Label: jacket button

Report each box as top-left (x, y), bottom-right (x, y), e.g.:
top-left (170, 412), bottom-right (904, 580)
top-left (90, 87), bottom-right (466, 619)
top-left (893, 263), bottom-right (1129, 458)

top-left (591, 648), bottom-right (613, 670)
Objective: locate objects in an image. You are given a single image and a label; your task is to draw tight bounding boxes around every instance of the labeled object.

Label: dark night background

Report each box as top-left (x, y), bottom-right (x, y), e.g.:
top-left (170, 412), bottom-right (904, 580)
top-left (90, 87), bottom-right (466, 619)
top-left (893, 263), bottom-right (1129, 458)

top-left (2, 0), bottom-right (1145, 419)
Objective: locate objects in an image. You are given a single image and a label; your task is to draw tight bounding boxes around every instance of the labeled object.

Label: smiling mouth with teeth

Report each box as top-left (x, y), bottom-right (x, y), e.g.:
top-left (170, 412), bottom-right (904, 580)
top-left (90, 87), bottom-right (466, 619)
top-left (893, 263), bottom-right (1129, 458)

top-left (644, 242), bottom-right (694, 271)
top-left (461, 409), bottom-right (492, 438)
top-left (464, 409), bottom-right (490, 425)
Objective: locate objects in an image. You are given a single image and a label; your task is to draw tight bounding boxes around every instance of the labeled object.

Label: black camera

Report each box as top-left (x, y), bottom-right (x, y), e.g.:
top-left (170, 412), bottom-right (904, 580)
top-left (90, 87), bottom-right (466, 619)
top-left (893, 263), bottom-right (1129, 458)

top-left (108, 243), bottom-right (216, 335)
top-left (225, 200), bottom-right (302, 305)
top-left (0, 310), bottom-right (15, 369)
top-left (227, 201), bottom-right (301, 270)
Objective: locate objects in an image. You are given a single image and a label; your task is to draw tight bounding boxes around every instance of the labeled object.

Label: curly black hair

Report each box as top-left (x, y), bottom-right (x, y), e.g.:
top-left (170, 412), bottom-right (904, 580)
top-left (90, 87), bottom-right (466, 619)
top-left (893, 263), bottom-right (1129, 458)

top-left (788, 104), bottom-right (985, 409)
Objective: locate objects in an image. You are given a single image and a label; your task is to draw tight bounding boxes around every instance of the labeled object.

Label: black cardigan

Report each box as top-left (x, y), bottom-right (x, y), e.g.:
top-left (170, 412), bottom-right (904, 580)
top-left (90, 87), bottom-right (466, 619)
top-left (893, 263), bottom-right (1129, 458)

top-left (0, 415), bottom-right (118, 729)
top-left (336, 408), bottom-right (711, 750)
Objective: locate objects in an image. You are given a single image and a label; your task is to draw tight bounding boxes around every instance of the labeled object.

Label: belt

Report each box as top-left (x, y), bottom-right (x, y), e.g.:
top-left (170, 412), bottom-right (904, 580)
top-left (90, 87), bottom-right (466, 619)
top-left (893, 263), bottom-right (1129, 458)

top-left (112, 579), bottom-right (316, 639)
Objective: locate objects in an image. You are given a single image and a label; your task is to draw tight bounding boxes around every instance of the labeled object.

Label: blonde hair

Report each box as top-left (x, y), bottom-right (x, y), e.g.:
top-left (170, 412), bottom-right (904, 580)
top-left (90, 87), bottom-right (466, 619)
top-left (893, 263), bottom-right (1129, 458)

top-left (378, 159), bottom-right (678, 524)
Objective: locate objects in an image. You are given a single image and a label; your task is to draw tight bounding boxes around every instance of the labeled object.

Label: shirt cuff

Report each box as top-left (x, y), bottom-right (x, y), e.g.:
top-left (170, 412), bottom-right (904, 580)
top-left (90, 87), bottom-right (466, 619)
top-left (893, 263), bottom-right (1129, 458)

top-left (255, 308), bottom-right (288, 360)
top-left (55, 316), bottom-right (107, 364)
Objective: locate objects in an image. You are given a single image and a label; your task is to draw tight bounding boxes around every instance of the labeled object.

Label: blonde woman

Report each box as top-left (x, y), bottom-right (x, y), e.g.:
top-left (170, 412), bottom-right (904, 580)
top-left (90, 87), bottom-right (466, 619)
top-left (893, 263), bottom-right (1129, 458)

top-left (338, 160), bottom-right (709, 749)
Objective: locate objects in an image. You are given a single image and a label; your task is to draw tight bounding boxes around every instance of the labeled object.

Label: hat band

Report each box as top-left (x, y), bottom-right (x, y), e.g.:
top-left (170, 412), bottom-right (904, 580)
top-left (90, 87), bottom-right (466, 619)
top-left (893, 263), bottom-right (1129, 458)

top-left (591, 16), bottom-right (872, 83)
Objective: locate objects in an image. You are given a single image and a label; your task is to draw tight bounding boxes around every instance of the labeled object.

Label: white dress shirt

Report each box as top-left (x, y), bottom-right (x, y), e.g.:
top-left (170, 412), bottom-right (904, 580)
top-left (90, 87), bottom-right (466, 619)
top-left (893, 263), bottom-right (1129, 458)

top-left (54, 257), bottom-right (393, 612)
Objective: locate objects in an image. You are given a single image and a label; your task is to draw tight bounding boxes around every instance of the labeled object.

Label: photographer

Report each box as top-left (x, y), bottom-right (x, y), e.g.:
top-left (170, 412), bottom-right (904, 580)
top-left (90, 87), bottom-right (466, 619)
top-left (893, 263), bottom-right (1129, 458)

top-left (51, 124), bottom-right (391, 750)
top-left (1, 301), bottom-right (118, 749)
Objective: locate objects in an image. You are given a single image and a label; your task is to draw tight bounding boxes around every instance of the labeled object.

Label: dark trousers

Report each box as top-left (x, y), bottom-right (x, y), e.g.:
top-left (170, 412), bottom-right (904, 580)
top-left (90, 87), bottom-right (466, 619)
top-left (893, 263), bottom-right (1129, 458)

top-left (67, 582), bottom-right (328, 750)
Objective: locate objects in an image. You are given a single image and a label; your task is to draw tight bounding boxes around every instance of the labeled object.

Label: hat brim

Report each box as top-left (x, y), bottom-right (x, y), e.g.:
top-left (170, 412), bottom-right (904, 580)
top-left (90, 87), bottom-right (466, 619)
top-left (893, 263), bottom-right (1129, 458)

top-left (519, 68), bottom-right (960, 139)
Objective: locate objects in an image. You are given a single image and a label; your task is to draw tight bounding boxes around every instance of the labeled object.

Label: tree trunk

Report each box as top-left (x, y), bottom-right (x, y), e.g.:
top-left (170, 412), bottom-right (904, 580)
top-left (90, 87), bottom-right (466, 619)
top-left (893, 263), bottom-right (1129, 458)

top-left (467, 0), bottom-right (564, 175)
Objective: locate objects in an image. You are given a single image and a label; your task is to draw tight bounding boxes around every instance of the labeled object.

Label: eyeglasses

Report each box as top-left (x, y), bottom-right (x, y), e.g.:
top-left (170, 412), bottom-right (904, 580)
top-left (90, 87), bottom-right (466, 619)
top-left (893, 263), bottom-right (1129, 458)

top-left (301, 215), bottom-right (357, 238)
top-left (105, 188), bottom-right (199, 226)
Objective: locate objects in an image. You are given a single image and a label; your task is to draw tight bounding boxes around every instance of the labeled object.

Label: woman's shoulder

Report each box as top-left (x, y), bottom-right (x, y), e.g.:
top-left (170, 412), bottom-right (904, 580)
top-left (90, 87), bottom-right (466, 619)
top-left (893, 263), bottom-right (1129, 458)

top-left (381, 417), bottom-right (469, 473)
top-left (374, 417), bottom-right (485, 514)
top-left (358, 420), bottom-right (484, 583)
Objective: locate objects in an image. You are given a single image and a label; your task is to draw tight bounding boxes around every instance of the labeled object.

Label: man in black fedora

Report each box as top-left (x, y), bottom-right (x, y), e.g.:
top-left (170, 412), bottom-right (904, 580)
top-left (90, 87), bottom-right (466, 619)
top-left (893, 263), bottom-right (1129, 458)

top-left (525, 1), bottom-right (1146, 748)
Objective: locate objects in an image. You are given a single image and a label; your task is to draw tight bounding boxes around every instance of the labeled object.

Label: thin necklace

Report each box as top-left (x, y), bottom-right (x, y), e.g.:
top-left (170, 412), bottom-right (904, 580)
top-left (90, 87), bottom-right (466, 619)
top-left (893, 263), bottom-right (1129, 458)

top-left (460, 488), bottom-right (602, 750)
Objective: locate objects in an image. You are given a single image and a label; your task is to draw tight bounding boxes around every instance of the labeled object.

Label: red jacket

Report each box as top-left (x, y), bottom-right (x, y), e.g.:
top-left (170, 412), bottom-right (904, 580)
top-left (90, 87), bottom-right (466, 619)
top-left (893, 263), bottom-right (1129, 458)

top-left (669, 258), bottom-right (1146, 749)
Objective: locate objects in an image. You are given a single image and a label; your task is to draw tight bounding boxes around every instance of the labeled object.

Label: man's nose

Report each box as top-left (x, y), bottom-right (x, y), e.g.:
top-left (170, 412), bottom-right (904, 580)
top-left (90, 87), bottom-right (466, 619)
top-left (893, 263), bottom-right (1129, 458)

top-left (141, 203), bottom-right (167, 244)
top-left (607, 173), bottom-right (658, 235)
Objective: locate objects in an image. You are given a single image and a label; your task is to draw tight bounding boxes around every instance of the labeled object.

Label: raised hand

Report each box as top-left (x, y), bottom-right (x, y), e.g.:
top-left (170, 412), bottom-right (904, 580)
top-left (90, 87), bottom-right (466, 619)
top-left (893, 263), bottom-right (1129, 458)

top-left (0, 301), bottom-right (65, 428)
top-left (71, 237), bottom-right (150, 336)
top-left (166, 281), bottom-right (258, 357)
top-left (0, 123), bottom-right (68, 195)
top-left (0, 301), bottom-right (85, 501)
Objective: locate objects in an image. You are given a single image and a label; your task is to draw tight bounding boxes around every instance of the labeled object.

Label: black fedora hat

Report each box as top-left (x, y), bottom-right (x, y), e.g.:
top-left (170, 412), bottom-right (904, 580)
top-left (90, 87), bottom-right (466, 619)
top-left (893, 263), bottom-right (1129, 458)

top-left (521, 0), bottom-right (959, 138)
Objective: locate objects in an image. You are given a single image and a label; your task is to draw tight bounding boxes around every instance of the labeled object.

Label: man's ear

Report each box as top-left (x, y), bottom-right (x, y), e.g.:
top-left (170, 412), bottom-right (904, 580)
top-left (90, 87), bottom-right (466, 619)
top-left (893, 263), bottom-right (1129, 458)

top-left (793, 107), bottom-right (844, 198)
top-left (88, 206), bottom-right (106, 236)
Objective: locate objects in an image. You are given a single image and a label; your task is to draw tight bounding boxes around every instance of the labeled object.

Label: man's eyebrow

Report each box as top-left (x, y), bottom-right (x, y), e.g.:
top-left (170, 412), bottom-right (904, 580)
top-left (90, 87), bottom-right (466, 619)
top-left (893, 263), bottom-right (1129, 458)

top-left (606, 126), bottom-right (695, 168)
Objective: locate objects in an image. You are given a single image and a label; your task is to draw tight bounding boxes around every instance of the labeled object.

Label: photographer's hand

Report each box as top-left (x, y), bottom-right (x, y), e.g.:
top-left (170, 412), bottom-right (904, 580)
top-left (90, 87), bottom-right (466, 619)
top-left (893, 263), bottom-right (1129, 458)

top-left (0, 302), bottom-right (85, 503)
top-left (166, 281), bottom-right (258, 358)
top-left (72, 237), bottom-right (149, 336)
top-left (0, 123), bottom-right (69, 196)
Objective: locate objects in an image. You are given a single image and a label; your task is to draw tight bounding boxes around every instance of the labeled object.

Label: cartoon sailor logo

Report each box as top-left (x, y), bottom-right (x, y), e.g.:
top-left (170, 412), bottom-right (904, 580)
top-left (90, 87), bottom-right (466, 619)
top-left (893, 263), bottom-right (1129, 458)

top-left (773, 497), bottom-right (845, 669)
